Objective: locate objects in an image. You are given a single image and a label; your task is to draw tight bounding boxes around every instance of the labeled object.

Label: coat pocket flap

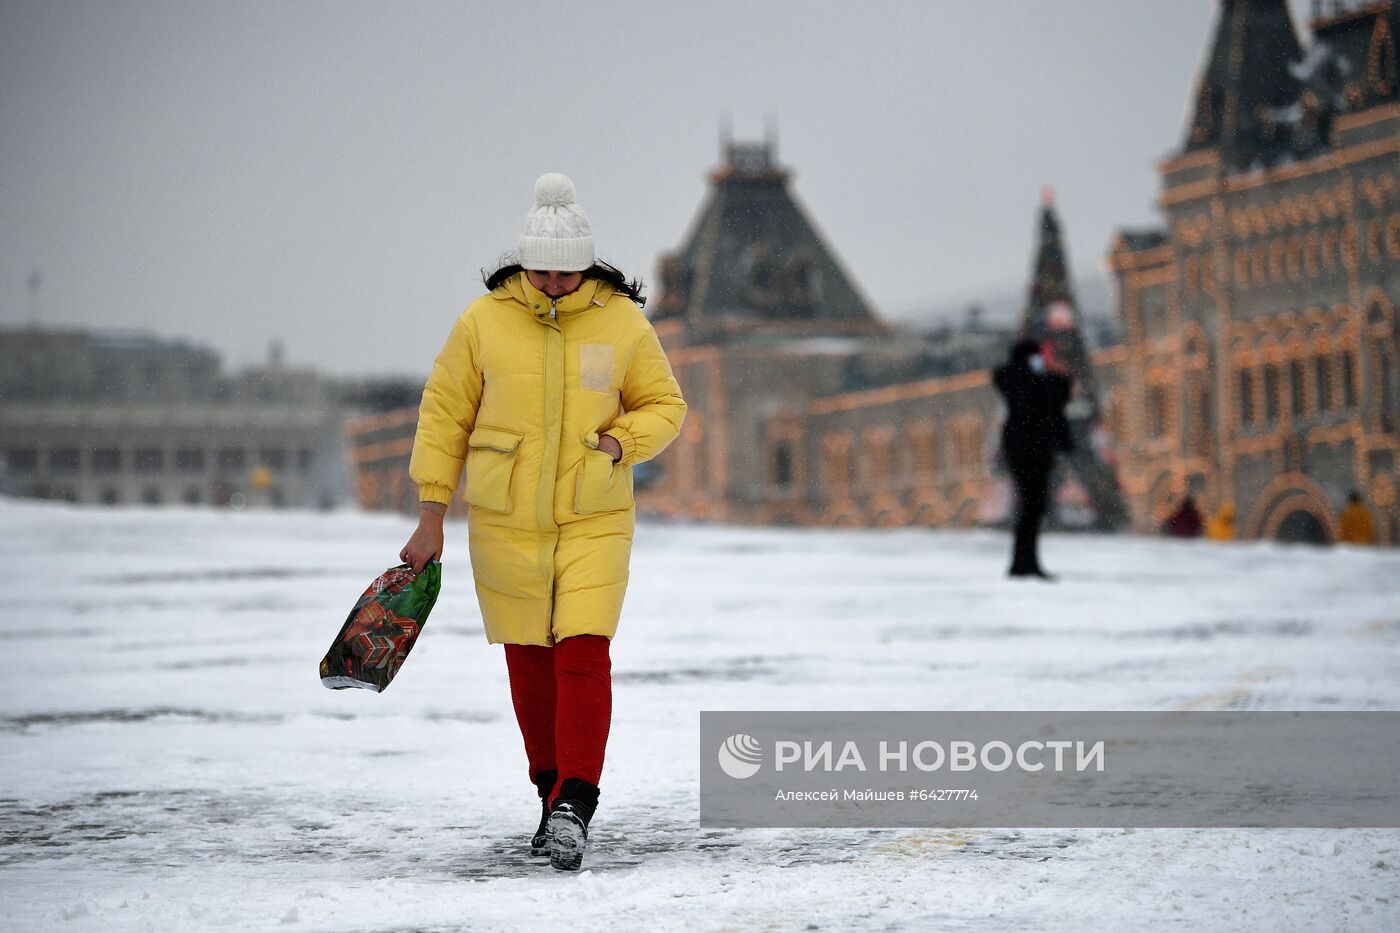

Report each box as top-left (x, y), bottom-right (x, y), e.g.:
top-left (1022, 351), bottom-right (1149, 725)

top-left (574, 447), bottom-right (634, 515)
top-left (468, 426), bottom-right (523, 454)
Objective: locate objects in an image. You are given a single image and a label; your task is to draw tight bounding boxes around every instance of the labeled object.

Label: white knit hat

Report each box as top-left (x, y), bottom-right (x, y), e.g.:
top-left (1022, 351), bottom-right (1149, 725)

top-left (518, 173), bottom-right (595, 272)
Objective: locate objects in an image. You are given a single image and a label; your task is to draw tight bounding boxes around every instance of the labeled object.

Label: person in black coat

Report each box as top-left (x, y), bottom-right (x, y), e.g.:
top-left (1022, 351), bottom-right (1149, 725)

top-left (993, 338), bottom-right (1074, 580)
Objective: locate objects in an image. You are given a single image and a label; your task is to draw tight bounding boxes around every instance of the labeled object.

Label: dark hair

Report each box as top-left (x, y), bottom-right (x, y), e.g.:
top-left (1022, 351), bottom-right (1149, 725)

top-left (1008, 338), bottom-right (1041, 365)
top-left (482, 255), bottom-right (646, 308)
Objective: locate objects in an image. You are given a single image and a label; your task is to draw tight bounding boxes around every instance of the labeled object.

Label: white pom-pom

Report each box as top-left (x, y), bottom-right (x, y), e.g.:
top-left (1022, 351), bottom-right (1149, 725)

top-left (533, 173), bottom-right (576, 207)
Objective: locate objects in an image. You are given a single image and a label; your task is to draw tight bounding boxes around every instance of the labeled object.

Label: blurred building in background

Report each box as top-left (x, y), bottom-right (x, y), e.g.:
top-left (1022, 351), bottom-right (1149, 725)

top-left (639, 152), bottom-right (1125, 530)
top-left (344, 0), bottom-right (1397, 545)
top-left (1108, 0), bottom-right (1399, 542)
top-left (0, 328), bottom-right (353, 508)
top-left (642, 138), bottom-right (1034, 524)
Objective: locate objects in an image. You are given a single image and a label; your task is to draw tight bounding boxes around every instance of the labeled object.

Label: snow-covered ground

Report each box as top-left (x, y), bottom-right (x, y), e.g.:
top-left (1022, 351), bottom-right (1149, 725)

top-left (2, 498), bottom-right (1397, 932)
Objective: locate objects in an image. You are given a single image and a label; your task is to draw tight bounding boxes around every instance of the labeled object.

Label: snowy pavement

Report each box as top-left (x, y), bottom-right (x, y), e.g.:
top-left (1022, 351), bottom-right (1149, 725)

top-left (2, 499), bottom-right (1398, 932)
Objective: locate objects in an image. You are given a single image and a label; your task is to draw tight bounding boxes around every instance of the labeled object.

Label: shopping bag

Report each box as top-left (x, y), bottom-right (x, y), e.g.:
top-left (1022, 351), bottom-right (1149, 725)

top-left (319, 562), bottom-right (441, 692)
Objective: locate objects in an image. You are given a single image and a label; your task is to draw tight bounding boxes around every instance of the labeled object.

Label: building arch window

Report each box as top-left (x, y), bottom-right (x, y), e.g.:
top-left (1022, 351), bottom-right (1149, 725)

top-left (1387, 214), bottom-right (1400, 259)
top-left (1286, 236), bottom-right (1302, 280)
top-left (1367, 300), bottom-right (1398, 431)
top-left (1339, 350), bottom-right (1358, 409)
top-left (771, 441), bottom-right (793, 490)
top-left (1239, 367), bottom-right (1256, 426)
top-left (50, 448), bottom-right (80, 473)
top-left (1183, 328), bottom-right (1207, 358)
top-left (1288, 357), bottom-right (1307, 421)
top-left (1315, 354), bottom-right (1334, 413)
top-left (216, 447), bottom-right (245, 472)
top-left (1252, 243), bottom-right (1268, 284)
top-left (3, 448), bottom-right (38, 474)
top-left (1263, 363), bottom-right (1281, 422)
top-left (1146, 384), bottom-right (1168, 438)
top-left (1183, 256), bottom-right (1199, 298)
top-left (1269, 239), bottom-right (1285, 281)
top-left (1367, 15), bottom-right (1396, 96)
top-left (743, 243), bottom-right (779, 309)
top-left (1184, 371), bottom-right (1212, 455)
top-left (1377, 344), bottom-right (1397, 431)
top-left (1322, 228), bottom-right (1338, 271)
top-left (785, 251), bottom-right (823, 314)
top-left (1234, 247), bottom-right (1250, 287)
top-left (1304, 231), bottom-right (1320, 276)
top-left (1367, 300), bottom-right (1390, 329)
top-left (1201, 252), bottom-right (1216, 294)
top-left (1366, 218), bottom-right (1383, 263)
top-left (92, 448), bottom-right (122, 474)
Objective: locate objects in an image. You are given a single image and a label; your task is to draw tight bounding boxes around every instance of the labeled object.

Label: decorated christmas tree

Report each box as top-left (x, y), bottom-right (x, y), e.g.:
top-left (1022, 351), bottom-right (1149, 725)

top-left (1021, 190), bottom-right (1129, 530)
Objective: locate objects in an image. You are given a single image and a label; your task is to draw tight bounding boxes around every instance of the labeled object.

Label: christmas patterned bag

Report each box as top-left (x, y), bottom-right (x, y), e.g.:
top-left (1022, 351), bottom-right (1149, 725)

top-left (319, 562), bottom-right (441, 692)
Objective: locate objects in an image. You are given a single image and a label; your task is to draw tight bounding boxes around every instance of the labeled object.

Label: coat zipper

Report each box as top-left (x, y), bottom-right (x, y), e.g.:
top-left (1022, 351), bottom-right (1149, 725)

top-left (541, 296), bottom-right (563, 645)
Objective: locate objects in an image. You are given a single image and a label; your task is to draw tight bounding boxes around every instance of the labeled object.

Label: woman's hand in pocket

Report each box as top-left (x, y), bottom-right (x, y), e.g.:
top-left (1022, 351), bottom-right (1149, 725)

top-left (400, 506), bottom-right (445, 573)
top-left (597, 433), bottom-right (623, 463)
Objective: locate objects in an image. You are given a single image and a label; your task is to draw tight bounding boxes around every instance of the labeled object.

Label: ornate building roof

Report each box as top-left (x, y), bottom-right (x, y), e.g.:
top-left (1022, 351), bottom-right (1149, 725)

top-left (1308, 1), bottom-right (1399, 111)
top-left (1183, 0), bottom-right (1397, 172)
top-left (1185, 0), bottom-right (1306, 170)
top-left (650, 139), bottom-right (886, 339)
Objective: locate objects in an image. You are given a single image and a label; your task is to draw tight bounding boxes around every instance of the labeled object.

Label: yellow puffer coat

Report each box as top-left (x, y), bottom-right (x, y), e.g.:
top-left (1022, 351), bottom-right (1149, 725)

top-left (409, 272), bottom-right (687, 645)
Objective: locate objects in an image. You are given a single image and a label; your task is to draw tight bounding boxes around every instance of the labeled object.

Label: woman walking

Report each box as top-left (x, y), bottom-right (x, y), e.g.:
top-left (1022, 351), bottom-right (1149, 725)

top-left (399, 174), bottom-right (686, 871)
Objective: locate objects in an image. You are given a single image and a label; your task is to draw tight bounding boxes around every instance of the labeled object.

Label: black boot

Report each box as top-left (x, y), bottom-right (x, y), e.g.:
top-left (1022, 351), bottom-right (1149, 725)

top-left (548, 777), bottom-right (600, 872)
top-left (529, 769), bottom-right (557, 857)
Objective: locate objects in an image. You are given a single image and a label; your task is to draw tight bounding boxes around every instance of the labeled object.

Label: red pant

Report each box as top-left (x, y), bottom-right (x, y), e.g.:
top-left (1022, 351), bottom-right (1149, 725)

top-left (504, 634), bottom-right (612, 804)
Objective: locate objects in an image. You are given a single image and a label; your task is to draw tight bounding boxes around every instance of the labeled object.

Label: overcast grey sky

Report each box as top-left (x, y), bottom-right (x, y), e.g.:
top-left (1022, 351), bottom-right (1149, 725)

top-left (0, 1), bottom-right (1318, 378)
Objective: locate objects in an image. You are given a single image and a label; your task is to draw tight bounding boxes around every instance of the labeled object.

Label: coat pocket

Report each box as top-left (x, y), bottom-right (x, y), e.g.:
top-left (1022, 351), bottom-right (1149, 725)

top-left (574, 444), bottom-right (634, 515)
top-left (463, 425), bottom-right (523, 513)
